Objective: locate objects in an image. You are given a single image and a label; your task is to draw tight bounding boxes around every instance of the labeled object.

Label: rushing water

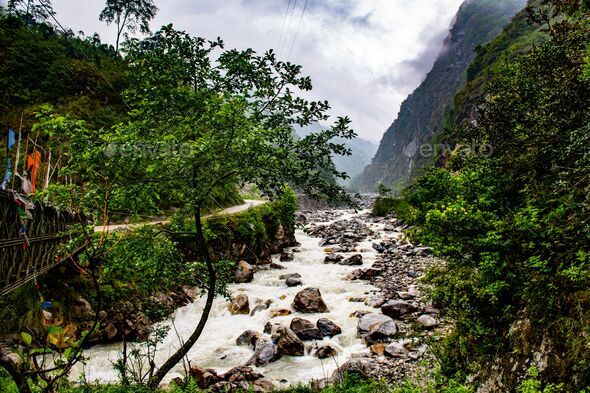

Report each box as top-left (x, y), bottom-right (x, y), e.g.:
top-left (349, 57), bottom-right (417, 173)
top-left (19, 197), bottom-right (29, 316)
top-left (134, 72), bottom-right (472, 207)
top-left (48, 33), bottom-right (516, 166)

top-left (74, 209), bottom-right (388, 387)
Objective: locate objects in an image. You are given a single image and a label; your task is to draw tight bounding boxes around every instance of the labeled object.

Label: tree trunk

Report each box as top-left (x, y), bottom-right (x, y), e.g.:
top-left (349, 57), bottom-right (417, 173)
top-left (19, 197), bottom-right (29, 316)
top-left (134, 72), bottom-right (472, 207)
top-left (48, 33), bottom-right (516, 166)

top-left (147, 204), bottom-right (217, 388)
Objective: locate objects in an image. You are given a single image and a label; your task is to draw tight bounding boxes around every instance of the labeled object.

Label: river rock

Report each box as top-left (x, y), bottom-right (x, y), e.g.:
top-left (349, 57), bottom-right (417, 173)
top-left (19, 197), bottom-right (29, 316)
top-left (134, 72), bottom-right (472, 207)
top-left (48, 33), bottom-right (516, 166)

top-left (384, 341), bottom-right (409, 358)
top-left (247, 339), bottom-right (282, 366)
top-left (370, 343), bottom-right (386, 356)
top-left (416, 314), bottom-right (438, 329)
top-left (324, 253), bottom-right (344, 264)
top-left (235, 330), bottom-right (260, 348)
top-left (263, 322), bottom-right (273, 334)
top-left (314, 344), bottom-right (339, 359)
top-left (270, 262), bottom-right (286, 270)
top-left (349, 268), bottom-right (382, 280)
top-left (381, 300), bottom-right (418, 318)
top-left (272, 326), bottom-right (304, 356)
top-left (290, 318), bottom-right (323, 341)
top-left (328, 356), bottom-right (373, 384)
top-left (270, 308), bottom-right (292, 318)
top-left (209, 381), bottom-right (245, 392)
top-left (365, 296), bottom-right (386, 308)
top-left (104, 324), bottom-right (118, 340)
top-left (292, 288), bottom-right (329, 313)
top-left (317, 318), bottom-right (342, 337)
top-left (229, 294), bottom-right (250, 315)
top-left (223, 366), bottom-right (264, 383)
top-left (71, 296), bottom-right (94, 320)
top-left (357, 313), bottom-right (397, 344)
top-left (339, 254), bottom-right (363, 266)
top-left (286, 277), bottom-right (303, 287)
top-left (250, 304), bottom-right (269, 316)
top-left (252, 379), bottom-right (275, 392)
top-left (280, 250), bottom-right (294, 262)
top-left (279, 273), bottom-right (301, 280)
top-left (234, 261), bottom-right (254, 284)
top-left (422, 304), bottom-right (440, 315)
top-left (190, 366), bottom-right (220, 389)
top-left (372, 243), bottom-right (385, 253)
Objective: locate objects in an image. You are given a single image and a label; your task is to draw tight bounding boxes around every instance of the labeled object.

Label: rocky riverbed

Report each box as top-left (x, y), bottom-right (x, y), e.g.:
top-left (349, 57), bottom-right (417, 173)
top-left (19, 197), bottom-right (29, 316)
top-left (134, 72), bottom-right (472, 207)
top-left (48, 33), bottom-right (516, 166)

top-left (73, 202), bottom-right (445, 391)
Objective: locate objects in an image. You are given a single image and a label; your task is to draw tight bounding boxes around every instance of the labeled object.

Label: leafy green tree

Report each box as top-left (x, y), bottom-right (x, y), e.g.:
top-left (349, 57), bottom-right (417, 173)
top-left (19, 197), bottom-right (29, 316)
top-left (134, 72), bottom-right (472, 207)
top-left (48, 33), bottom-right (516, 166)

top-left (398, 0), bottom-right (590, 388)
top-left (103, 25), bottom-right (355, 387)
top-left (7, 0), bottom-right (54, 23)
top-left (99, 0), bottom-right (158, 53)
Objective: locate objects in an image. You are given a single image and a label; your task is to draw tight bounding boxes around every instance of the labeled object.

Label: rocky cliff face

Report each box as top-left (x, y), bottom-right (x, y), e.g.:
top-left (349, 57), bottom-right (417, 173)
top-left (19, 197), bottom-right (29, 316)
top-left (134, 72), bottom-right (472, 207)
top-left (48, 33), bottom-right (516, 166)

top-left (353, 0), bottom-right (527, 192)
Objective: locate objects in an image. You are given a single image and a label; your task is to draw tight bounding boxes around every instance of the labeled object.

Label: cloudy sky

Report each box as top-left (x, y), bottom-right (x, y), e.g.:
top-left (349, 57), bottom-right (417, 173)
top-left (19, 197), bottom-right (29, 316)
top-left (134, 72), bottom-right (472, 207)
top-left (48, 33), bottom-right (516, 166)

top-left (3, 0), bottom-right (465, 143)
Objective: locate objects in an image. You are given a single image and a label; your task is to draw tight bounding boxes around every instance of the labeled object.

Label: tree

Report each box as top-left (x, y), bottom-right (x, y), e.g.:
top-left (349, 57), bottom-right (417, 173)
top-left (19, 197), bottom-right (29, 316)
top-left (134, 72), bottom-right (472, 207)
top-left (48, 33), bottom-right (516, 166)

top-left (103, 25), bottom-right (355, 387)
top-left (7, 0), bottom-right (55, 23)
top-left (99, 0), bottom-right (158, 53)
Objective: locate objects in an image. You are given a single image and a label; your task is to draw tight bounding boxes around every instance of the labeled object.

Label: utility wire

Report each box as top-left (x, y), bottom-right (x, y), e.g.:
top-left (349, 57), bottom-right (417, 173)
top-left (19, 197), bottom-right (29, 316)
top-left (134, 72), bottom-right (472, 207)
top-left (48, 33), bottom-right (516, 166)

top-left (288, 0), bottom-right (309, 62)
top-left (279, 0), bottom-right (299, 58)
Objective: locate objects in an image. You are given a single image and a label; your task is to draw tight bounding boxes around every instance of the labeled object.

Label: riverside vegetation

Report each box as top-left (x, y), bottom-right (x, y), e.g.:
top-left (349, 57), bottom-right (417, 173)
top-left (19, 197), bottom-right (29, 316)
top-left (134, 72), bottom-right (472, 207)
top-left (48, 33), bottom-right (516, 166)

top-left (374, 0), bottom-right (590, 391)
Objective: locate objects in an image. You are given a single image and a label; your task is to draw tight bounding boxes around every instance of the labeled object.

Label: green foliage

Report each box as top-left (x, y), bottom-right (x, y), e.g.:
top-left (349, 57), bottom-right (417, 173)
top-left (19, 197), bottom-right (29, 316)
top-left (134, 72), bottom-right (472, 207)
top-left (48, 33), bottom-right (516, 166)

top-left (0, 12), bottom-right (127, 131)
top-left (100, 226), bottom-right (185, 297)
top-left (0, 367), bottom-right (18, 393)
top-left (395, 3), bottom-right (590, 389)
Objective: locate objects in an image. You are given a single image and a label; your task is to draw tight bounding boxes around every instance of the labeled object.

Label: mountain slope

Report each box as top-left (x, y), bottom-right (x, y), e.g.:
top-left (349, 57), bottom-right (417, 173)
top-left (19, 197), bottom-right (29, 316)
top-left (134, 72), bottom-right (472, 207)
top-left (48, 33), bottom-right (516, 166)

top-left (353, 0), bottom-right (527, 192)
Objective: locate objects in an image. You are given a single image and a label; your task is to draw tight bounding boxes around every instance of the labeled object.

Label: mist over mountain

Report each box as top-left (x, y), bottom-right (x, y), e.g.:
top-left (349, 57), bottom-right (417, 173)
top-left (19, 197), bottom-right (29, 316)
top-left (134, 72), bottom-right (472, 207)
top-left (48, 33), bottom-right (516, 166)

top-left (352, 0), bottom-right (528, 192)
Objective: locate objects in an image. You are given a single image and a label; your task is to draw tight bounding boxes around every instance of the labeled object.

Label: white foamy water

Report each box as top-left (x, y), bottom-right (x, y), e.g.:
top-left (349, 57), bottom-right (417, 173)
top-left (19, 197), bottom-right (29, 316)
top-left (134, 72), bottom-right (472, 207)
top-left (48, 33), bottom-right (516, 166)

top-left (73, 209), bottom-right (388, 388)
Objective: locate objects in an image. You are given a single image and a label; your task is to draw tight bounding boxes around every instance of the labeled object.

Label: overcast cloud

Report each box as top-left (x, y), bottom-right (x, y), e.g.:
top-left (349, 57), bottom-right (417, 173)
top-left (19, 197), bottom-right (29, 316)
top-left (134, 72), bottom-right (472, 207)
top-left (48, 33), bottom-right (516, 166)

top-left (3, 0), bottom-right (464, 142)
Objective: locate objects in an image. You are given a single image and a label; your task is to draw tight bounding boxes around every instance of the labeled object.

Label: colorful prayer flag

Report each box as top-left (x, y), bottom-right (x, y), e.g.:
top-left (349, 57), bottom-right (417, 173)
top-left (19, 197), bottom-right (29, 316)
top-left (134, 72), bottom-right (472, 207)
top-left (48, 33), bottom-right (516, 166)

top-left (7, 128), bottom-right (16, 149)
top-left (1, 157), bottom-right (11, 190)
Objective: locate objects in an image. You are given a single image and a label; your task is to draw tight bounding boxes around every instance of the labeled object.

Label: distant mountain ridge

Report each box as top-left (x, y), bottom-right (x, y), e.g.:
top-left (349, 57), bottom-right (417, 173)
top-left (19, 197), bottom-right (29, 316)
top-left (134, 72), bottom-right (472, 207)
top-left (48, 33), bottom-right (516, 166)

top-left (352, 0), bottom-right (528, 192)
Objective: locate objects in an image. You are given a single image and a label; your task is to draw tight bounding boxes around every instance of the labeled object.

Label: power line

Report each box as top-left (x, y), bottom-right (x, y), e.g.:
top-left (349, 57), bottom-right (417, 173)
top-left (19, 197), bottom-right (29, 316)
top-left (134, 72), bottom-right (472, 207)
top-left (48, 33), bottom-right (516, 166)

top-left (277, 0), bottom-right (293, 53)
top-left (279, 0), bottom-right (299, 58)
top-left (288, 0), bottom-right (309, 61)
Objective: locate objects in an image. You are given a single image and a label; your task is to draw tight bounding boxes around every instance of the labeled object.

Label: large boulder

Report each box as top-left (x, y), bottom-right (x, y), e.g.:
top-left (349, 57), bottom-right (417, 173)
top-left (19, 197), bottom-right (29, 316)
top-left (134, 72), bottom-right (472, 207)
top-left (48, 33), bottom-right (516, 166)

top-left (235, 330), bottom-right (260, 348)
top-left (290, 318), bottom-right (323, 341)
top-left (292, 288), bottom-right (329, 313)
top-left (357, 313), bottom-right (398, 344)
top-left (246, 339), bottom-right (282, 366)
top-left (229, 294), bottom-right (250, 315)
top-left (272, 326), bottom-right (305, 356)
top-left (339, 254), bottom-right (363, 266)
top-left (317, 318), bottom-right (342, 338)
top-left (381, 300), bottom-right (418, 319)
top-left (234, 261), bottom-right (254, 283)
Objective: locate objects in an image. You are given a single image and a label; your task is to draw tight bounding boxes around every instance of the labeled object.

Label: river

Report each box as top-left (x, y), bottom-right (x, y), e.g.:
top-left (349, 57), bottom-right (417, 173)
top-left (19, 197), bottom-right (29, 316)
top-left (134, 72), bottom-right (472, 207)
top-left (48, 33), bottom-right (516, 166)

top-left (72, 208), bottom-right (394, 388)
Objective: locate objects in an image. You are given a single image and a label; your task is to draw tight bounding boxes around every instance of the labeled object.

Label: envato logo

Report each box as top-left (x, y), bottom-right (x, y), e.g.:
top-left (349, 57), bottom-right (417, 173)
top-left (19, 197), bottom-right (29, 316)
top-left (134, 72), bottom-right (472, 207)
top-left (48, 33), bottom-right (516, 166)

top-left (404, 140), bottom-right (493, 159)
top-left (104, 142), bottom-right (197, 158)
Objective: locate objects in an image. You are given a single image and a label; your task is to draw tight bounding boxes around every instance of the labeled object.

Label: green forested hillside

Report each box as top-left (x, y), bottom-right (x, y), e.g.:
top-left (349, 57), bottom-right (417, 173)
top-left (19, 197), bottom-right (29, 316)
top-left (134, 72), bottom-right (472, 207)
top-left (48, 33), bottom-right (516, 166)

top-left (0, 13), bottom-right (128, 131)
top-left (378, 1), bottom-right (590, 390)
top-left (353, 0), bottom-right (527, 192)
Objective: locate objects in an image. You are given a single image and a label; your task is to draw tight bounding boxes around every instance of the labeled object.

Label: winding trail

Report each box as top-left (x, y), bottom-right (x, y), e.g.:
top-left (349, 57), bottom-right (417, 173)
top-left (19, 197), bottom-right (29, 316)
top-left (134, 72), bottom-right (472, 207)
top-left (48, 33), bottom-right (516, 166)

top-left (93, 200), bottom-right (266, 234)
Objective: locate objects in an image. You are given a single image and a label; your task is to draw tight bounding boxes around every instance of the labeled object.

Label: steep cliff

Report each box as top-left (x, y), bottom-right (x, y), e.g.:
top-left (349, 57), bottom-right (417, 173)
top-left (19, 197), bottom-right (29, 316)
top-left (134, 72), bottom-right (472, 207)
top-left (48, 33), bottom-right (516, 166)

top-left (353, 0), bottom-right (527, 192)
